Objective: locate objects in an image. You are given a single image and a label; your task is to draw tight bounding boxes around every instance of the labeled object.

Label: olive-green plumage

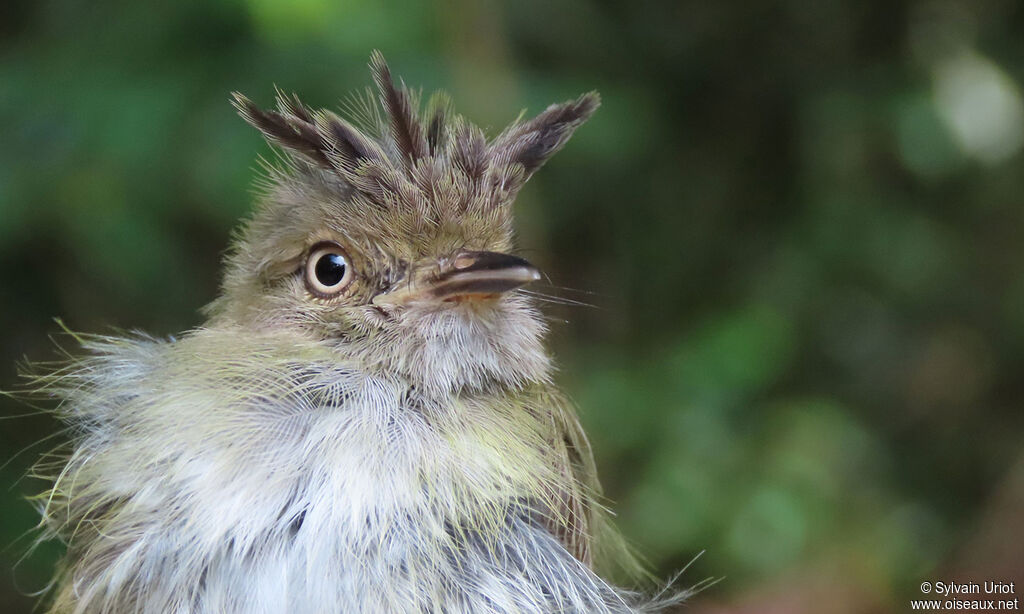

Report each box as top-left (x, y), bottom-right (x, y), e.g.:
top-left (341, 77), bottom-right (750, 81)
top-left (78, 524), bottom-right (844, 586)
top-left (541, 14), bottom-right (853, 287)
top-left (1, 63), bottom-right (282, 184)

top-left (32, 52), bottom-right (678, 613)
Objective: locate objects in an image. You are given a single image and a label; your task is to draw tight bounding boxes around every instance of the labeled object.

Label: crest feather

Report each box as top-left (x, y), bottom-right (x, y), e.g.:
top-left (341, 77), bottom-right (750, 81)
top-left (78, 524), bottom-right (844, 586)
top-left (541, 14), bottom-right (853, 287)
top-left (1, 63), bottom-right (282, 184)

top-left (234, 54), bottom-right (599, 215)
top-left (493, 92), bottom-right (601, 175)
top-left (318, 112), bottom-right (388, 172)
top-left (232, 92), bottom-right (332, 168)
top-left (424, 90), bottom-right (453, 156)
top-left (370, 50), bottom-right (428, 166)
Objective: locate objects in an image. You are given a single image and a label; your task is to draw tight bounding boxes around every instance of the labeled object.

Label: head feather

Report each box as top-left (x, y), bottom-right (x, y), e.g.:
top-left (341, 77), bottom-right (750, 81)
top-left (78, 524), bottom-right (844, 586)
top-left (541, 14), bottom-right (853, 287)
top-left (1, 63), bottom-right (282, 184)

top-left (318, 112), bottom-right (389, 173)
top-left (233, 53), bottom-right (599, 215)
top-left (369, 50), bottom-right (428, 166)
top-left (423, 90), bottom-right (453, 156)
top-left (492, 92), bottom-right (601, 175)
top-left (232, 92), bottom-right (332, 168)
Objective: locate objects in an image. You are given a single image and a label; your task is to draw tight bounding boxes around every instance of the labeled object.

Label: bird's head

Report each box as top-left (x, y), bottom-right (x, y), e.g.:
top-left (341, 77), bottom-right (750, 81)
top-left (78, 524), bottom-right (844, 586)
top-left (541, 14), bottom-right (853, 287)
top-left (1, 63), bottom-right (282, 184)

top-left (207, 53), bottom-right (598, 394)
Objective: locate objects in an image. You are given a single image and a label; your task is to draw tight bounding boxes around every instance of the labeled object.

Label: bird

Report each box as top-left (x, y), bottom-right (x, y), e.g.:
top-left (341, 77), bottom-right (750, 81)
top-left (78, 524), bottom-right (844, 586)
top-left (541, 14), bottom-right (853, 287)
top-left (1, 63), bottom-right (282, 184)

top-left (28, 52), bottom-right (683, 613)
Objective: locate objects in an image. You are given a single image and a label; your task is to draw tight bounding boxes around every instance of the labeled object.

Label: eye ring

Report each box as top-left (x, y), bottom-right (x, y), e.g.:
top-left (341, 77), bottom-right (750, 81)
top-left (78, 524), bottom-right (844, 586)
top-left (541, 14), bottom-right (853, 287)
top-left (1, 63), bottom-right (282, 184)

top-left (304, 242), bottom-right (354, 298)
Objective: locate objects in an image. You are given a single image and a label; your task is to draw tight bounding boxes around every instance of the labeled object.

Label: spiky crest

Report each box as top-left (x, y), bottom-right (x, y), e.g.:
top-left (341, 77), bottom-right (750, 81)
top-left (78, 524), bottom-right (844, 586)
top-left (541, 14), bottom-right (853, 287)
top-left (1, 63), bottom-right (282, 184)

top-left (232, 52), bottom-right (600, 217)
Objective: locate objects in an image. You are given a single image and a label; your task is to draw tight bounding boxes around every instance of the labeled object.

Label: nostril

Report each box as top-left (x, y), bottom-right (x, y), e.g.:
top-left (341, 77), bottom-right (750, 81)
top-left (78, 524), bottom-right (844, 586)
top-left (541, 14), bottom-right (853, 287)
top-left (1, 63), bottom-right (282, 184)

top-left (452, 254), bottom-right (476, 270)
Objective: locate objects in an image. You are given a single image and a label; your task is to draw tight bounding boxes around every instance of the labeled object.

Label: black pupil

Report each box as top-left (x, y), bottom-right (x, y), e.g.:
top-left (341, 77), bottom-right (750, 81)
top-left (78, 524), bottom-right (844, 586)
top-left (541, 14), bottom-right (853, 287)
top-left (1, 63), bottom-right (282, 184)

top-left (314, 253), bottom-right (347, 286)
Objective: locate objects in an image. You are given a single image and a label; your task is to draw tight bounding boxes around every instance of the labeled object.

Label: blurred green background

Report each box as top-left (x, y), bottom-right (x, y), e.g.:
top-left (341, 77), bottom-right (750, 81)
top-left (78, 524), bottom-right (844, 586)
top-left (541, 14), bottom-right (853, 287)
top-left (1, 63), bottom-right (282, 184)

top-left (3, 1), bottom-right (1024, 612)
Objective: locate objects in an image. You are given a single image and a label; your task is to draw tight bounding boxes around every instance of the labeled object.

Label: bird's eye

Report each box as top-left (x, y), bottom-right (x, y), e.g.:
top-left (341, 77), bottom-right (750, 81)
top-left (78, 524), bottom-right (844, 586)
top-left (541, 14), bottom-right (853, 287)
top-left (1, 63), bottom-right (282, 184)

top-left (304, 242), bottom-right (354, 298)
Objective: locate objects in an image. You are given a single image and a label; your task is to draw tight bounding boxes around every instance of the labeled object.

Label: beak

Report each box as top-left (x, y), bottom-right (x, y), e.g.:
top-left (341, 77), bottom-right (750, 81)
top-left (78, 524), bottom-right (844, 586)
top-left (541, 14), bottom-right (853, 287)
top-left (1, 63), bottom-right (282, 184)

top-left (373, 251), bottom-right (541, 306)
